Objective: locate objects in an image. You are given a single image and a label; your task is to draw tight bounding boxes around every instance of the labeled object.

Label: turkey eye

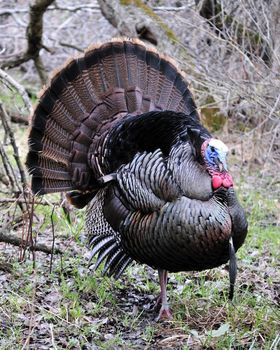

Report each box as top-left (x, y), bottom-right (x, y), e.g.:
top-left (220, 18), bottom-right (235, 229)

top-left (210, 146), bottom-right (215, 152)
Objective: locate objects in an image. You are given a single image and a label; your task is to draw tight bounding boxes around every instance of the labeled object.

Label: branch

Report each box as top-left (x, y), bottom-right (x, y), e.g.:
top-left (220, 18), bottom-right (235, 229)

top-left (0, 0), bottom-right (55, 84)
top-left (0, 198), bottom-right (60, 206)
top-left (152, 6), bottom-right (187, 12)
top-left (0, 68), bottom-right (33, 115)
top-left (0, 104), bottom-right (28, 190)
top-left (50, 4), bottom-right (100, 12)
top-left (0, 144), bottom-right (19, 193)
top-left (0, 9), bottom-right (28, 15)
top-left (10, 114), bottom-right (29, 125)
top-left (0, 230), bottom-right (62, 255)
top-left (59, 41), bottom-right (84, 52)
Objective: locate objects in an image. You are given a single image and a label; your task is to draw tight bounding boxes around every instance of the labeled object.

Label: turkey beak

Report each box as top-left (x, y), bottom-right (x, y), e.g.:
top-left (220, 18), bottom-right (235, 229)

top-left (218, 160), bottom-right (225, 172)
top-left (216, 155), bottom-right (228, 172)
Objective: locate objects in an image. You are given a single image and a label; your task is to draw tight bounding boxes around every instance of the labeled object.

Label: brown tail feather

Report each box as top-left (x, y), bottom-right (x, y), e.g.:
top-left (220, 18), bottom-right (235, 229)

top-left (27, 38), bottom-right (198, 195)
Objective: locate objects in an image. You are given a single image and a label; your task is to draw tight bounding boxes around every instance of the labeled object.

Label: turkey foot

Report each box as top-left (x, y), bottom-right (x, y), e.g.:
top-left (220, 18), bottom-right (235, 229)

top-left (155, 303), bottom-right (173, 321)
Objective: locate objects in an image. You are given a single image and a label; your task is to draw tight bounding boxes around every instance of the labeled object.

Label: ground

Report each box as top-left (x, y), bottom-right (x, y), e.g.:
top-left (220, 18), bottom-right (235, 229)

top-left (0, 176), bottom-right (279, 349)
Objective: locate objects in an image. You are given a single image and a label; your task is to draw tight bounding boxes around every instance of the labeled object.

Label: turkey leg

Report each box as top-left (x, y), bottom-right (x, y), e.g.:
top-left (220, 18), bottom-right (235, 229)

top-left (155, 269), bottom-right (172, 321)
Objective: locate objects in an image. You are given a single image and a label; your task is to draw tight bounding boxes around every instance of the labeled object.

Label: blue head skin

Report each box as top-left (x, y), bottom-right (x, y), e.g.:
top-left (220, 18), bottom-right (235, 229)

top-left (205, 139), bottom-right (229, 172)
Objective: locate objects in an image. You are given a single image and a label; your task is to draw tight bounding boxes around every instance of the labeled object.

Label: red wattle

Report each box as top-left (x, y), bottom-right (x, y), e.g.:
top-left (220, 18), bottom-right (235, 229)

top-left (212, 176), bottom-right (223, 189)
top-left (223, 173), bottom-right (233, 188)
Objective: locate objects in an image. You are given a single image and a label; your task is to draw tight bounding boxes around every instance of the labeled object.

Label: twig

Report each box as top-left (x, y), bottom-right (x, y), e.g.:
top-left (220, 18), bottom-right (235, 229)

top-left (22, 271), bottom-right (37, 350)
top-left (23, 195), bottom-right (36, 267)
top-left (10, 114), bottom-right (29, 125)
top-left (49, 323), bottom-right (58, 350)
top-left (0, 9), bottom-right (28, 15)
top-left (50, 3), bottom-right (99, 12)
top-left (59, 41), bottom-right (84, 52)
top-left (0, 104), bottom-right (28, 190)
top-left (0, 68), bottom-right (33, 115)
top-left (0, 144), bottom-right (19, 193)
top-left (153, 6), bottom-right (188, 12)
top-left (50, 206), bottom-right (56, 273)
top-left (0, 230), bottom-right (62, 255)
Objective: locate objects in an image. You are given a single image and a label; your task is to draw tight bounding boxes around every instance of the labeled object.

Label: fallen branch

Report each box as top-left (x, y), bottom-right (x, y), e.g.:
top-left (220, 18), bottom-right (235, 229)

top-left (0, 198), bottom-right (59, 206)
top-left (0, 261), bottom-right (12, 273)
top-left (0, 230), bottom-right (62, 255)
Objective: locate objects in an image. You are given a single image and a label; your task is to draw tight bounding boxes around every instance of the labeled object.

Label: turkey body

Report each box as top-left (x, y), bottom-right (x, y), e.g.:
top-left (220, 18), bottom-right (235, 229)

top-left (88, 141), bottom-right (243, 274)
top-left (26, 38), bottom-right (248, 319)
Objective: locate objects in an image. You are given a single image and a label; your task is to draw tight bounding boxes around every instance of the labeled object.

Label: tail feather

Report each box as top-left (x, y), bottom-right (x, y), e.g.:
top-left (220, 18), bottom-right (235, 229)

top-left (178, 88), bottom-right (197, 115)
top-left (31, 177), bottom-right (73, 195)
top-left (145, 50), bottom-right (160, 103)
top-left (114, 257), bottom-right (133, 280)
top-left (88, 236), bottom-right (116, 263)
top-left (84, 47), bottom-right (109, 94)
top-left (110, 42), bottom-right (130, 88)
top-left (125, 87), bottom-right (143, 113)
top-left (93, 242), bottom-right (119, 271)
top-left (28, 129), bottom-right (70, 154)
top-left (123, 40), bottom-right (140, 88)
top-left (75, 57), bottom-right (101, 107)
top-left (30, 167), bottom-right (71, 181)
top-left (62, 59), bottom-right (94, 112)
top-left (134, 42), bottom-right (147, 91)
top-left (107, 254), bottom-right (128, 278)
top-left (102, 250), bottom-right (124, 276)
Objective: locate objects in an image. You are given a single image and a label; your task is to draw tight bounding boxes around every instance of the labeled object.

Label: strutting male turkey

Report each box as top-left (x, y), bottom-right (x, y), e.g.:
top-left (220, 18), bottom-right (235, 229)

top-left (26, 38), bottom-right (248, 320)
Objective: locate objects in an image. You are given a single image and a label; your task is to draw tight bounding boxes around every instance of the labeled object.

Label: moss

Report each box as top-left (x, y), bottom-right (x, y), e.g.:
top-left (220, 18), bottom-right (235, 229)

top-left (120, 0), bottom-right (177, 43)
top-left (200, 96), bottom-right (227, 132)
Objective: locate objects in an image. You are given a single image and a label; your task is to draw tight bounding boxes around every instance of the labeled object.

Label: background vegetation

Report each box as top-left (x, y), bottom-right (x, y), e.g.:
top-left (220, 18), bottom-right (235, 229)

top-left (0, 0), bottom-right (279, 349)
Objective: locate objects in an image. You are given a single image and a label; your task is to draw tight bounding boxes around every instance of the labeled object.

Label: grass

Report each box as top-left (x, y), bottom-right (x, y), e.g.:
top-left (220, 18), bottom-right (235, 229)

top-left (0, 183), bottom-right (279, 349)
top-left (0, 93), bottom-right (279, 348)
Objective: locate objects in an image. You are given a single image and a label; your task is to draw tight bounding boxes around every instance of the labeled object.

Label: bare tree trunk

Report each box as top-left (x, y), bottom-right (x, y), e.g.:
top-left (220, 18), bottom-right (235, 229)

top-left (1, 0), bottom-right (55, 85)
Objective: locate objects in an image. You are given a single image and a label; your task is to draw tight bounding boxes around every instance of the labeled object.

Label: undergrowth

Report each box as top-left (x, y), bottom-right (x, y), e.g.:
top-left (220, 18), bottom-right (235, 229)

top-left (0, 184), bottom-right (279, 349)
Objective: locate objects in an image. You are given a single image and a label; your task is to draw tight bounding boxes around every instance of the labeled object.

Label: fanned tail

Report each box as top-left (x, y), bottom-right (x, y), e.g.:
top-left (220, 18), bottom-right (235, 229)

top-left (26, 38), bottom-right (199, 200)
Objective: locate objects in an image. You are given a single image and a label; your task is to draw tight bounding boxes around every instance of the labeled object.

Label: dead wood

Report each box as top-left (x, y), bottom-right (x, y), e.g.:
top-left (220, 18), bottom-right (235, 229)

top-left (0, 230), bottom-right (62, 255)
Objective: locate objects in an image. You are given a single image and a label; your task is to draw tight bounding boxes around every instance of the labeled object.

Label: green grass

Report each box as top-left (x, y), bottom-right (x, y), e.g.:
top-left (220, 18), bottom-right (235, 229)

top-left (0, 182), bottom-right (279, 349)
top-left (1, 76), bottom-right (278, 349)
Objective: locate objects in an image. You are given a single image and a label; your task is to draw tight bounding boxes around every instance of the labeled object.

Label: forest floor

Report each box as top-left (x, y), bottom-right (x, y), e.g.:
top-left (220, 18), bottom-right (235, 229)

top-left (0, 127), bottom-right (279, 349)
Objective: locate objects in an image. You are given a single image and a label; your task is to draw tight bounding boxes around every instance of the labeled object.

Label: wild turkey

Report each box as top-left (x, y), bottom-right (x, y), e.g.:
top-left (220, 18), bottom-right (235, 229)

top-left (26, 38), bottom-right (248, 320)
